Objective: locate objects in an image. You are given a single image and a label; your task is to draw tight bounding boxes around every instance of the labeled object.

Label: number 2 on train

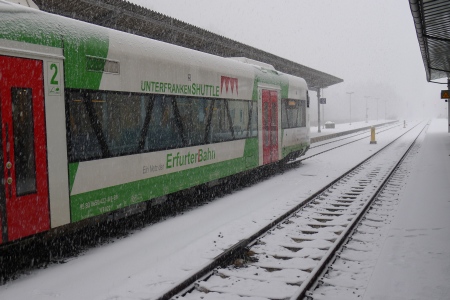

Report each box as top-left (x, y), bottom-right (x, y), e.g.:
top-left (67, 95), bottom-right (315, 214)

top-left (48, 61), bottom-right (61, 95)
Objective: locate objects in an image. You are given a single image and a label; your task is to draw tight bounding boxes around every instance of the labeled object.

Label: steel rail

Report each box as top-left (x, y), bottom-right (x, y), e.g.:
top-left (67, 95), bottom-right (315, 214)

top-left (157, 121), bottom-right (423, 300)
top-left (309, 123), bottom-right (399, 149)
top-left (293, 122), bottom-right (428, 300)
top-left (298, 125), bottom-right (400, 164)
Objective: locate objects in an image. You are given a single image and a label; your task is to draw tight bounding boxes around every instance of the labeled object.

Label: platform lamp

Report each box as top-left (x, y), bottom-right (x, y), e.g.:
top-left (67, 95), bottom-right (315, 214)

top-left (346, 92), bottom-right (354, 125)
top-left (364, 96), bottom-right (370, 123)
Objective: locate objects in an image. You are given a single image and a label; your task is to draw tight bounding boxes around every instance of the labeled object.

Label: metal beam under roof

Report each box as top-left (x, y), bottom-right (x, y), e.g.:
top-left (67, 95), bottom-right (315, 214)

top-left (410, 0), bottom-right (450, 82)
top-left (33, 0), bottom-right (343, 90)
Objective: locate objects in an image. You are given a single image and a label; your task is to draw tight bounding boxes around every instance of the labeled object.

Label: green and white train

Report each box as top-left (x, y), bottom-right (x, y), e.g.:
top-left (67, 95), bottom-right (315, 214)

top-left (0, 1), bottom-right (310, 245)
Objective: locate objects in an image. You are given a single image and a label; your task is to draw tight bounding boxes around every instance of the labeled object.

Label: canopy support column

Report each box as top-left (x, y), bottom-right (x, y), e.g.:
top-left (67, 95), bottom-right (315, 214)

top-left (317, 88), bottom-right (321, 133)
top-left (448, 79), bottom-right (450, 133)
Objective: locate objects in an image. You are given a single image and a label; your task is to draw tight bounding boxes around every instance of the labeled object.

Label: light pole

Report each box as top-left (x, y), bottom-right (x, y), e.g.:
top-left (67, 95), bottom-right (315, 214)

top-left (364, 96), bottom-right (370, 123)
top-left (346, 92), bottom-right (354, 125)
top-left (375, 98), bottom-right (379, 121)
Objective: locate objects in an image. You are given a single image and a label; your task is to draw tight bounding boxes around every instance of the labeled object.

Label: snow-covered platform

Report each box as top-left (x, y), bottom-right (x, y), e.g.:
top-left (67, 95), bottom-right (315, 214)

top-left (310, 120), bottom-right (398, 143)
top-left (363, 118), bottom-right (450, 300)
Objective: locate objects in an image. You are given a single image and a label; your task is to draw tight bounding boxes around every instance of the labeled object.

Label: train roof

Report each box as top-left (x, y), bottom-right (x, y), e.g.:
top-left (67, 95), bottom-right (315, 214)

top-left (0, 1), bottom-right (307, 98)
top-left (30, 0), bottom-right (342, 91)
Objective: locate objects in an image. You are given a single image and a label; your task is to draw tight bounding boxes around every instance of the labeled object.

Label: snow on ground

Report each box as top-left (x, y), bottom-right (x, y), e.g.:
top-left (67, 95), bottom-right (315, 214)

top-left (309, 119), bottom-right (395, 138)
top-left (0, 119), bottom-right (439, 300)
top-left (362, 118), bottom-right (450, 300)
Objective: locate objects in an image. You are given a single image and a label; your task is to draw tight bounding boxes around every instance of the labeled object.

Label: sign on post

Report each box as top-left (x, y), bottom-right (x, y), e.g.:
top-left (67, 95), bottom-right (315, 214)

top-left (441, 90), bottom-right (450, 99)
top-left (319, 98), bottom-right (326, 104)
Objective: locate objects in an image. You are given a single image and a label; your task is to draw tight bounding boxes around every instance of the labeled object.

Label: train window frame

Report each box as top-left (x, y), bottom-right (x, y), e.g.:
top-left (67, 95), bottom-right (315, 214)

top-left (281, 98), bottom-right (306, 129)
top-left (66, 89), bottom-right (258, 163)
top-left (11, 87), bottom-right (38, 197)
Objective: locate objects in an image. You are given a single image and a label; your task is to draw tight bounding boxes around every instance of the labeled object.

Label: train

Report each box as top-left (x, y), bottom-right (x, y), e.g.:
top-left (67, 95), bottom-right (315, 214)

top-left (0, 1), bottom-right (310, 246)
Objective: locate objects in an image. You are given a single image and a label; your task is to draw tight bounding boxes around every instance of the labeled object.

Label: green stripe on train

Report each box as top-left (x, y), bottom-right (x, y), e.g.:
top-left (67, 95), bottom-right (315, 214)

top-left (69, 139), bottom-right (258, 222)
top-left (0, 9), bottom-right (109, 90)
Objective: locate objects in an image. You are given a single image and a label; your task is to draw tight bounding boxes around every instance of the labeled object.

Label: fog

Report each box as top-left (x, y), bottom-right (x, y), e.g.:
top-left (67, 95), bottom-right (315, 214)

top-left (128, 0), bottom-right (447, 124)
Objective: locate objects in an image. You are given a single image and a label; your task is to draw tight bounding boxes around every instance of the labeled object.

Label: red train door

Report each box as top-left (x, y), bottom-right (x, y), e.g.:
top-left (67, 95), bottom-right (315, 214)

top-left (262, 89), bottom-right (279, 165)
top-left (0, 56), bottom-right (49, 243)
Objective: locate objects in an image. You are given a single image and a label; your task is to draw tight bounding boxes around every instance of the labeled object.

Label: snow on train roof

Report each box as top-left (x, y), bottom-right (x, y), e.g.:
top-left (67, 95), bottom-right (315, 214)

top-left (228, 57), bottom-right (275, 71)
top-left (0, 0), bottom-right (307, 96)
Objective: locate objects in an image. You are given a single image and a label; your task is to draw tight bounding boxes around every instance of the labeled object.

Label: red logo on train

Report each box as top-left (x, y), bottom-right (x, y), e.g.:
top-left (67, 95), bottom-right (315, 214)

top-left (220, 76), bottom-right (238, 95)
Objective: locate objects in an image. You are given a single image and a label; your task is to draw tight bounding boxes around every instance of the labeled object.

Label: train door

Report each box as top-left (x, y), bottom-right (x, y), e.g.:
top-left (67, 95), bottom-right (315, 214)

top-left (262, 89), bottom-right (279, 164)
top-left (0, 55), bottom-right (49, 243)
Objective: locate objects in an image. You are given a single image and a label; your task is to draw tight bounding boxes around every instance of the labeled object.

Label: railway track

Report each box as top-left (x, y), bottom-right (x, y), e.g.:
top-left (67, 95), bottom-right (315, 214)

top-left (299, 122), bottom-right (401, 162)
top-left (309, 122), bottom-right (399, 149)
top-left (157, 121), bottom-right (426, 300)
top-left (306, 123), bottom-right (427, 300)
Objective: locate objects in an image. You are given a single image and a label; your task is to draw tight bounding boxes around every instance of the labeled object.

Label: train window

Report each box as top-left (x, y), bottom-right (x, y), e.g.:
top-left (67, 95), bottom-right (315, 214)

top-left (300, 100), bottom-right (306, 126)
top-left (209, 99), bottom-right (232, 143)
top-left (143, 95), bottom-right (184, 151)
top-left (68, 91), bottom-right (146, 161)
top-left (281, 99), bottom-right (306, 129)
top-left (207, 100), bottom-right (256, 143)
top-left (103, 93), bottom-right (144, 156)
top-left (67, 91), bottom-right (103, 161)
top-left (67, 89), bottom-right (259, 162)
top-left (228, 101), bottom-right (247, 139)
top-left (271, 102), bottom-right (277, 144)
top-left (11, 88), bottom-right (37, 196)
top-left (175, 97), bottom-right (209, 146)
top-left (248, 101), bottom-right (258, 137)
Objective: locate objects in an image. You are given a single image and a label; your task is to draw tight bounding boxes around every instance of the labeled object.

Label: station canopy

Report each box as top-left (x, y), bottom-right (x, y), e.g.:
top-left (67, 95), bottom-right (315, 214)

top-left (410, 0), bottom-right (450, 82)
top-left (33, 0), bottom-right (342, 90)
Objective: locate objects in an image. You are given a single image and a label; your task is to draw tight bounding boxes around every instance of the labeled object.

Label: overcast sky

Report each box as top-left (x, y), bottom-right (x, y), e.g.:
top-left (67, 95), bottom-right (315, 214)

top-left (128, 0), bottom-right (446, 122)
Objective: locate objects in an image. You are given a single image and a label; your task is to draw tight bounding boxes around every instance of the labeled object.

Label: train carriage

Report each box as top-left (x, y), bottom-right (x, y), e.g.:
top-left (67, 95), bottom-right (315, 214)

top-left (0, 1), bottom-right (310, 245)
